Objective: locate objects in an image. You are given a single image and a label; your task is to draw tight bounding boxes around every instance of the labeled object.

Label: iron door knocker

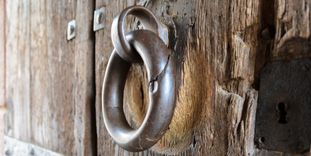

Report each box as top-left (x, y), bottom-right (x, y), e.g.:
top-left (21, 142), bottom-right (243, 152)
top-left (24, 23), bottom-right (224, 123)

top-left (102, 6), bottom-right (176, 151)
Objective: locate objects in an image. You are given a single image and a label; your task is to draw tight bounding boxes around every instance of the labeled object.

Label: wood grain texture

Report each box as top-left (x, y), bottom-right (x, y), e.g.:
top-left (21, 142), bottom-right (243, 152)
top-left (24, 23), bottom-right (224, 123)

top-left (0, 0), bottom-right (6, 154)
top-left (273, 0), bottom-right (311, 58)
top-left (5, 0), bottom-right (31, 142)
top-left (96, 0), bottom-right (311, 155)
top-left (3, 0), bottom-right (311, 155)
top-left (0, 0), bottom-right (5, 106)
top-left (29, 1), bottom-right (76, 154)
top-left (4, 0), bottom-right (95, 155)
top-left (73, 0), bottom-right (96, 155)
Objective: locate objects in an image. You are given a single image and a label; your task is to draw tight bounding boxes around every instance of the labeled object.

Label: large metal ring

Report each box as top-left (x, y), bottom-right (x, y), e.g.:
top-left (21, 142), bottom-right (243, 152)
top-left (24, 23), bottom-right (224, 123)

top-left (111, 6), bottom-right (169, 62)
top-left (102, 30), bottom-right (176, 151)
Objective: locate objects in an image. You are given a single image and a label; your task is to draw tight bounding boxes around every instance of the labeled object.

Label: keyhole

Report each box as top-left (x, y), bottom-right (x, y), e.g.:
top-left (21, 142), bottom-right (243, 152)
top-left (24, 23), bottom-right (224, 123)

top-left (277, 102), bottom-right (288, 124)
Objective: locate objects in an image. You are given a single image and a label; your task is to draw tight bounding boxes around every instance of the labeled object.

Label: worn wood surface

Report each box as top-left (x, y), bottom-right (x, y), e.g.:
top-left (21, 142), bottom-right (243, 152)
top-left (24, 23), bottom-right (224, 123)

top-left (0, 0), bottom-right (6, 154)
top-left (74, 0), bottom-right (96, 155)
top-left (3, 0), bottom-right (311, 155)
top-left (95, 0), bottom-right (311, 155)
top-left (4, 0), bottom-right (95, 155)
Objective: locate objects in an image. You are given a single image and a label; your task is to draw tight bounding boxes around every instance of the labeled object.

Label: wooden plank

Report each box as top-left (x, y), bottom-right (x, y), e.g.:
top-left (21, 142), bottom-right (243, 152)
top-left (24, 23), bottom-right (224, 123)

top-left (5, 0), bottom-right (96, 155)
top-left (5, 0), bottom-right (31, 141)
top-left (177, 0), bottom-right (260, 155)
top-left (73, 0), bottom-right (96, 155)
top-left (0, 0), bottom-right (5, 106)
top-left (29, 1), bottom-right (76, 155)
top-left (0, 0), bottom-right (6, 154)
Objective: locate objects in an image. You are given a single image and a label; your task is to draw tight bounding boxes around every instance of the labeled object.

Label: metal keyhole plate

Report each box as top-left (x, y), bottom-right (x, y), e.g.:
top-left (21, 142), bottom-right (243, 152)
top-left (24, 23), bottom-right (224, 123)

top-left (255, 58), bottom-right (311, 153)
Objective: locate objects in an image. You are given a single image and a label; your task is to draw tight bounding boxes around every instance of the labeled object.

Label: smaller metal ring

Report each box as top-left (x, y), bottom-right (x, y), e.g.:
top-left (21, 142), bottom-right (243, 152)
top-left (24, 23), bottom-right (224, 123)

top-left (111, 6), bottom-right (169, 62)
top-left (103, 30), bottom-right (176, 151)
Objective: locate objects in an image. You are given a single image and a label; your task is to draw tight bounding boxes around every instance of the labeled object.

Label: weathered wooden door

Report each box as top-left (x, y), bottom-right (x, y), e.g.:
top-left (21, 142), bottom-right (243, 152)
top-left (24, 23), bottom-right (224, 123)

top-left (2, 0), bottom-right (96, 155)
top-left (1, 0), bottom-right (311, 155)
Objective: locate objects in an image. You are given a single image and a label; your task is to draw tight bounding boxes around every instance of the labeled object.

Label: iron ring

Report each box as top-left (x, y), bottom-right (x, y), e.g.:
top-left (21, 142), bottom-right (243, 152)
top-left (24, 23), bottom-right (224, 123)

top-left (102, 30), bottom-right (176, 151)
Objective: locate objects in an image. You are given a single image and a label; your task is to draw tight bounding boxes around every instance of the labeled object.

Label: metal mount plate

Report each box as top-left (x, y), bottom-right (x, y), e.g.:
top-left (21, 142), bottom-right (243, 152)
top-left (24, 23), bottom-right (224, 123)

top-left (93, 7), bottom-right (105, 31)
top-left (67, 20), bottom-right (76, 40)
top-left (255, 58), bottom-right (311, 153)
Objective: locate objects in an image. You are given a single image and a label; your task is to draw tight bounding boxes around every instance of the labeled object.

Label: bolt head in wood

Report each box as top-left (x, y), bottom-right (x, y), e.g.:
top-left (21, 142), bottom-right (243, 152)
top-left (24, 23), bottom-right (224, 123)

top-left (96, 12), bottom-right (103, 24)
top-left (93, 7), bottom-right (105, 31)
top-left (67, 20), bottom-right (76, 40)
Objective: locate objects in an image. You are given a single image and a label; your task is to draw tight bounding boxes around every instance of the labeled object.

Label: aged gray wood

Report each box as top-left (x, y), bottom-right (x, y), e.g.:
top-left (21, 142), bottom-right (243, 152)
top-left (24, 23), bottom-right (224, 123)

top-left (0, 0), bottom-right (5, 106)
top-left (29, 1), bottom-right (76, 154)
top-left (5, 0), bottom-right (31, 142)
top-left (73, 0), bottom-right (96, 155)
top-left (4, 0), bottom-right (95, 155)
top-left (0, 0), bottom-right (6, 153)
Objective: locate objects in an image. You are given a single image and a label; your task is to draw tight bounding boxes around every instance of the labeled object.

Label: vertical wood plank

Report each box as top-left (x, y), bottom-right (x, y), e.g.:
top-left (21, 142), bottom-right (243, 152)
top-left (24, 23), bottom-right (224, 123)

top-left (74, 0), bottom-right (96, 155)
top-left (5, 0), bottom-right (96, 155)
top-left (0, 0), bottom-right (6, 153)
top-left (5, 0), bottom-right (31, 141)
top-left (29, 0), bottom-right (76, 154)
top-left (0, 0), bottom-right (5, 106)
top-left (0, 0), bottom-right (96, 155)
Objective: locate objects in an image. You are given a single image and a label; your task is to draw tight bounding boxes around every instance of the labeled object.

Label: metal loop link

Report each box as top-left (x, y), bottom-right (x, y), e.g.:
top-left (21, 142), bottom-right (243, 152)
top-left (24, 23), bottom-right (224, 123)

top-left (111, 6), bottom-right (169, 62)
